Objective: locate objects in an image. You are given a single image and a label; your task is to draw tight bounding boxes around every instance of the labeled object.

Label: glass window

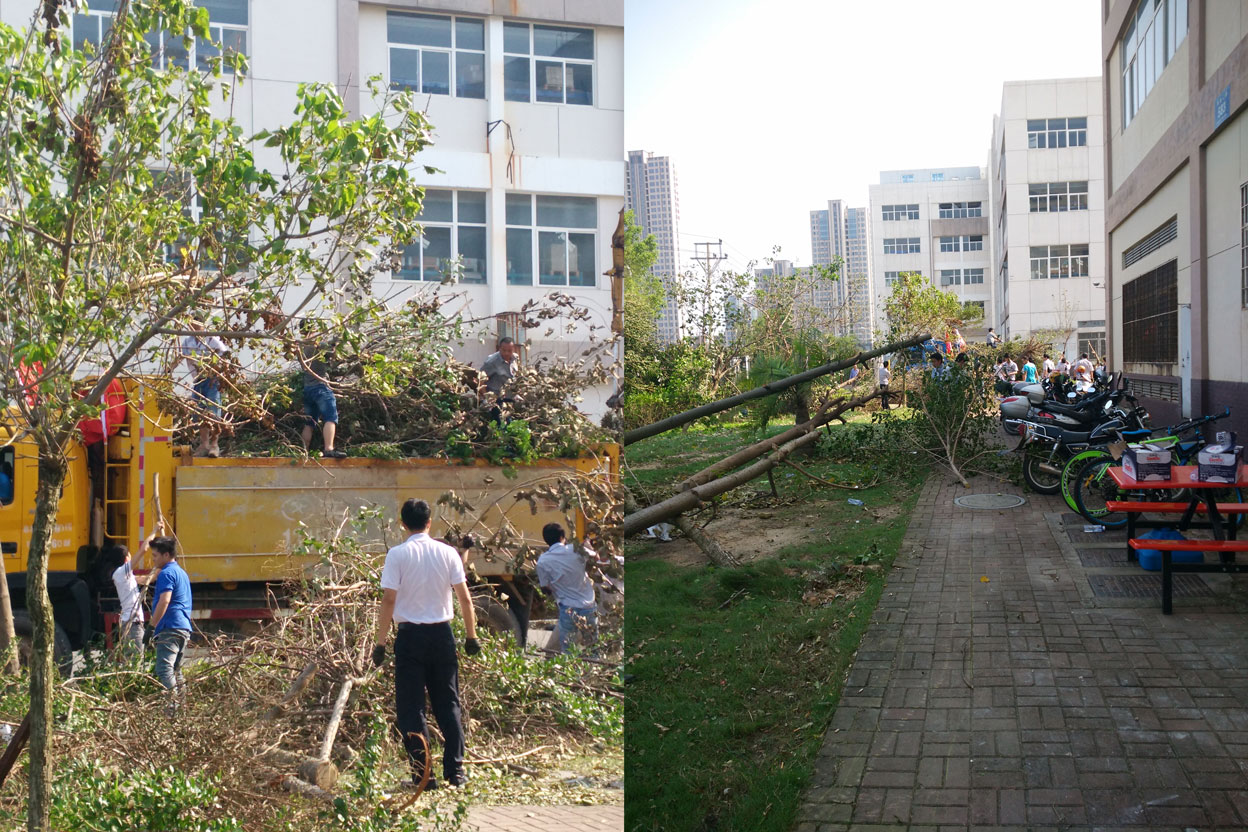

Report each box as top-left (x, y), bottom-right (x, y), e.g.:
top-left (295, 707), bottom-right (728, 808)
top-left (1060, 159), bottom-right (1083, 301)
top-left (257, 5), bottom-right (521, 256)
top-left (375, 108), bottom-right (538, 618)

top-left (539, 230), bottom-right (567, 285)
top-left (388, 11), bottom-right (485, 99)
top-left (456, 51), bottom-right (485, 98)
top-left (504, 56), bottom-right (531, 102)
top-left (197, 0), bottom-right (247, 26)
top-left (458, 191), bottom-right (486, 224)
top-left (458, 225), bottom-right (487, 284)
top-left (421, 50), bottom-right (450, 95)
top-left (388, 12), bottom-right (451, 47)
top-left (506, 22), bottom-right (594, 106)
top-left (568, 233), bottom-right (595, 286)
top-left (455, 18), bottom-right (484, 51)
top-left (399, 189), bottom-right (486, 283)
top-left (534, 25), bottom-right (594, 60)
top-left (506, 193), bottom-right (532, 225)
top-left (0, 447), bottom-right (13, 506)
top-left (535, 60), bottom-right (564, 103)
top-left (537, 195), bottom-right (596, 228)
top-left (931, 172), bottom-right (944, 182)
top-left (504, 21), bottom-right (530, 54)
top-left (420, 189), bottom-right (454, 222)
top-left (1122, 0), bottom-right (1187, 127)
top-left (507, 228), bottom-right (533, 285)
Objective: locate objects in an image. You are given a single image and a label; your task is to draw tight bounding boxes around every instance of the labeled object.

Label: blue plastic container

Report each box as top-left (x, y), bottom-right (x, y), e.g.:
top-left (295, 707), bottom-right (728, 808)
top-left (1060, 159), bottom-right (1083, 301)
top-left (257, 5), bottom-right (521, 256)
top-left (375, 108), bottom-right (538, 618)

top-left (1136, 528), bottom-right (1202, 571)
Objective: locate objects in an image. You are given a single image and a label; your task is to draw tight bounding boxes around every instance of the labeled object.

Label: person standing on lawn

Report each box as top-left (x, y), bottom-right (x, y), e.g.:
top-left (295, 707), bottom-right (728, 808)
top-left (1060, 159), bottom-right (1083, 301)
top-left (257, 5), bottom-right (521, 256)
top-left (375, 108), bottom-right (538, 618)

top-left (299, 324), bottom-right (347, 459)
top-left (877, 360), bottom-right (892, 409)
top-left (149, 536), bottom-right (192, 712)
top-left (372, 499), bottom-right (480, 790)
top-left (536, 523), bottom-right (600, 654)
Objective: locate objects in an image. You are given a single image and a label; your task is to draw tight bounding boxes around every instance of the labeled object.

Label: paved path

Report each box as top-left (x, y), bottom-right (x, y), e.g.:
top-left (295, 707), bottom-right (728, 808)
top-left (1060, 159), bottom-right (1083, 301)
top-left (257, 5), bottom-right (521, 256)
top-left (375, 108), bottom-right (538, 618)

top-left (467, 804), bottom-right (623, 831)
top-left (796, 474), bottom-right (1248, 831)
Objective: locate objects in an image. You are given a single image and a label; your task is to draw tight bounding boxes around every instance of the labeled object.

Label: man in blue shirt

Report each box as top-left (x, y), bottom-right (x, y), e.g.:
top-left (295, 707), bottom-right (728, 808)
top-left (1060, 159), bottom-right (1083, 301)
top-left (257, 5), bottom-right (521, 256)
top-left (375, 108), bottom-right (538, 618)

top-left (149, 536), bottom-right (192, 711)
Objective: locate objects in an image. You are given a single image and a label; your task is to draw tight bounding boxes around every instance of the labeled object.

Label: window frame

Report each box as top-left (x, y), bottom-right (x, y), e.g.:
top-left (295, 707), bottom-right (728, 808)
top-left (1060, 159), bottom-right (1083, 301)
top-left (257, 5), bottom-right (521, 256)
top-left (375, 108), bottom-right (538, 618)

top-left (1026, 117), bottom-right (1088, 148)
top-left (387, 11), bottom-right (486, 99)
top-left (503, 21), bottom-right (595, 106)
top-left (1122, 0), bottom-right (1187, 127)
top-left (1028, 244), bottom-right (1090, 280)
top-left (937, 202), bottom-right (982, 219)
top-left (882, 237), bottom-right (920, 255)
top-left (1242, 182), bottom-right (1248, 308)
top-left (1028, 181), bottom-right (1089, 213)
top-left (938, 235), bottom-right (984, 253)
top-left (395, 189), bottom-right (488, 284)
top-left (75, 0), bottom-right (249, 75)
top-left (881, 203), bottom-right (919, 221)
top-left (504, 193), bottom-right (598, 288)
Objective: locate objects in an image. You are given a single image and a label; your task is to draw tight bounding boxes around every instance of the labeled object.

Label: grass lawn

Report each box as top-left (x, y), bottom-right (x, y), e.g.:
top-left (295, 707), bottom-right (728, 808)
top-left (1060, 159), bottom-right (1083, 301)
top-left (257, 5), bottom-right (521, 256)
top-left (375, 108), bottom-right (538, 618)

top-left (623, 416), bottom-right (926, 832)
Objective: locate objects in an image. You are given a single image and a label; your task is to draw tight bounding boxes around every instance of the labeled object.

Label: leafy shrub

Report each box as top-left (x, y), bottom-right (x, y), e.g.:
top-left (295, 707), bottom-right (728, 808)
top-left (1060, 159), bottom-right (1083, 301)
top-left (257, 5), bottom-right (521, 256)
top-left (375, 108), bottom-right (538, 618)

top-left (51, 760), bottom-right (242, 832)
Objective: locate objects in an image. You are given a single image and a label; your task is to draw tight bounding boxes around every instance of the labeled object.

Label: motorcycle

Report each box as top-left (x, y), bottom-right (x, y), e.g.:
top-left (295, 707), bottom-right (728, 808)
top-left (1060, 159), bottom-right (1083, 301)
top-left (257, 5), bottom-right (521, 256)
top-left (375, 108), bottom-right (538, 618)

top-left (1014, 398), bottom-right (1150, 496)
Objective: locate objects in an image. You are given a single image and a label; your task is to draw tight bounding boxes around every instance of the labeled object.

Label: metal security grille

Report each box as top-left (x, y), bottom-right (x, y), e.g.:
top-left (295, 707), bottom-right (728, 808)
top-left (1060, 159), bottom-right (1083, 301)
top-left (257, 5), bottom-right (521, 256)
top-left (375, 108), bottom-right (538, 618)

top-left (1123, 216), bottom-right (1178, 267)
top-left (1132, 379), bottom-right (1180, 402)
top-left (1122, 260), bottom-right (1177, 363)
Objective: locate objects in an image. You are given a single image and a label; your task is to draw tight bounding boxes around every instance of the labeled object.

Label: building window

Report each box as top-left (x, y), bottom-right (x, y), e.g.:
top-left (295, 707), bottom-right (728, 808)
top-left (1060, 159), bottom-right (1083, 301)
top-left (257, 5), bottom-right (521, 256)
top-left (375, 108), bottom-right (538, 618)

top-left (504, 21), bottom-right (594, 105)
top-left (1026, 117), bottom-right (1088, 148)
top-left (938, 235), bottom-right (984, 253)
top-left (1029, 244), bottom-right (1089, 279)
top-left (75, 0), bottom-right (248, 73)
top-left (881, 204), bottom-right (919, 221)
top-left (900, 174), bottom-right (914, 184)
top-left (931, 172), bottom-right (944, 182)
top-left (883, 237), bottom-right (920, 255)
top-left (938, 268), bottom-right (984, 286)
top-left (884, 270), bottom-right (921, 287)
top-left (1242, 183), bottom-right (1248, 307)
top-left (964, 268), bottom-right (984, 285)
top-left (396, 190), bottom-right (487, 283)
top-left (1078, 331), bottom-right (1107, 359)
top-left (937, 201), bottom-right (982, 219)
top-left (388, 12), bottom-right (485, 98)
top-left (505, 193), bottom-right (597, 286)
top-left (966, 300), bottom-right (986, 314)
top-left (1122, 260), bottom-right (1177, 363)
top-left (1028, 181), bottom-right (1089, 213)
top-left (1122, 0), bottom-right (1188, 127)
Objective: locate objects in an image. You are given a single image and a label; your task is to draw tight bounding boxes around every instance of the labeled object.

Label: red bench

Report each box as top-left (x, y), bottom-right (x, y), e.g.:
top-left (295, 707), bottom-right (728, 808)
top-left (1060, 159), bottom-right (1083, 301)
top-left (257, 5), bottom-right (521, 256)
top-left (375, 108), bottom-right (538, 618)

top-left (1126, 538), bottom-right (1248, 614)
top-left (1107, 502), bottom-right (1248, 514)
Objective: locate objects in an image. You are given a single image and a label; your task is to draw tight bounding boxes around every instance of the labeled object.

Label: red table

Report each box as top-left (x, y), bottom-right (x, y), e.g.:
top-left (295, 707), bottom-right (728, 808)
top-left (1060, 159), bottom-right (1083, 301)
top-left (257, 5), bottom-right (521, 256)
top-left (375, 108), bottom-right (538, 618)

top-left (1108, 465), bottom-right (1248, 613)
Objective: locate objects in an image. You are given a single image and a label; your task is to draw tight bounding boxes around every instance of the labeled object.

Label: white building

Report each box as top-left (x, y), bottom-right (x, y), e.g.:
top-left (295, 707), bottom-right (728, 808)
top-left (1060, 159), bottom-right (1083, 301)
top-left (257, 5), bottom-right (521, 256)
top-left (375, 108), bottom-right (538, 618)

top-left (0, 0), bottom-right (625, 417)
top-left (868, 167), bottom-right (992, 337)
top-left (809, 201), bottom-right (873, 345)
top-left (989, 77), bottom-right (1107, 359)
top-left (626, 149), bottom-right (682, 344)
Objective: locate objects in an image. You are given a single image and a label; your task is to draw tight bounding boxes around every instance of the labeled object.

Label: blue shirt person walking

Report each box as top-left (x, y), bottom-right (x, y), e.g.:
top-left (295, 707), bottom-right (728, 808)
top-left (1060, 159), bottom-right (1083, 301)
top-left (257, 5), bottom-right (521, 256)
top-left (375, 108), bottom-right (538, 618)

top-left (149, 536), bottom-right (192, 712)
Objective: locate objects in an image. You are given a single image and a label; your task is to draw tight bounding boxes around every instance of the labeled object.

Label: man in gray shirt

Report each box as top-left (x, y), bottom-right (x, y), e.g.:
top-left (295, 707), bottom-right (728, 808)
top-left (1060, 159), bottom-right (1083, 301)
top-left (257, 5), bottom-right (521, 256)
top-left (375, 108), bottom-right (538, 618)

top-left (481, 337), bottom-right (518, 397)
top-left (535, 523), bottom-right (598, 653)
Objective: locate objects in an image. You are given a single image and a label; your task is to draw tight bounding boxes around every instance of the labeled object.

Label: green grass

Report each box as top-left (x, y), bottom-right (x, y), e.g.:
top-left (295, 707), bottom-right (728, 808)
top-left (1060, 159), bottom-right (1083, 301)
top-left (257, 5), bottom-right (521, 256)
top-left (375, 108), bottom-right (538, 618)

top-left (623, 419), bottom-right (925, 832)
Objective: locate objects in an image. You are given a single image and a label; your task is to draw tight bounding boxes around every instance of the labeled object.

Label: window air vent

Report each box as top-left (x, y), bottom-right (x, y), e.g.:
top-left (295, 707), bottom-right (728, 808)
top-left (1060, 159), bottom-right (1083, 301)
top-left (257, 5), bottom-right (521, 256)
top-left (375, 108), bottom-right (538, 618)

top-left (1123, 217), bottom-right (1178, 268)
top-left (1131, 379), bottom-right (1180, 403)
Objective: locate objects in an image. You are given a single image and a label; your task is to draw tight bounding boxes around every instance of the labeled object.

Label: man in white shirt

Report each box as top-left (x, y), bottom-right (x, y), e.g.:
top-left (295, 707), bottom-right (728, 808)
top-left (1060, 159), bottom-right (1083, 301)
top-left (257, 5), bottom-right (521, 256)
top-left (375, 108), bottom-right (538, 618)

top-left (536, 523), bottom-right (599, 654)
top-left (1073, 353), bottom-right (1096, 393)
top-left (373, 499), bottom-right (479, 790)
top-left (108, 520), bottom-right (165, 656)
top-left (1041, 354), bottom-right (1056, 378)
top-left (877, 360), bottom-right (892, 409)
top-left (180, 319), bottom-right (229, 458)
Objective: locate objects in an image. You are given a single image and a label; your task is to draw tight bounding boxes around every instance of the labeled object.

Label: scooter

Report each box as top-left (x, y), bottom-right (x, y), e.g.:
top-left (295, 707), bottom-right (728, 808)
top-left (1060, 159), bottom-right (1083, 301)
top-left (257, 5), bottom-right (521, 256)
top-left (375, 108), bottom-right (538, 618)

top-left (1000, 374), bottom-right (1126, 434)
top-left (1013, 399), bottom-right (1150, 495)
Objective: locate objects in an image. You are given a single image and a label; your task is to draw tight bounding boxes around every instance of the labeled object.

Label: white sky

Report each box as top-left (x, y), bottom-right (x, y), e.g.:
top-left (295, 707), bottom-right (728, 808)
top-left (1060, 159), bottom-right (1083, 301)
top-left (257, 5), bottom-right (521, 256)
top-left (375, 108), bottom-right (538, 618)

top-left (624, 0), bottom-right (1104, 273)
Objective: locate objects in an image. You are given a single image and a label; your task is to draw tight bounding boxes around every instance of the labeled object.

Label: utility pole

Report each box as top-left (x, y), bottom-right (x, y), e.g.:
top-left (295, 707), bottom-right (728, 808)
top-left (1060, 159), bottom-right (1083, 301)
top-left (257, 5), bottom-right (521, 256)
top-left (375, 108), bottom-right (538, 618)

top-left (690, 240), bottom-right (727, 344)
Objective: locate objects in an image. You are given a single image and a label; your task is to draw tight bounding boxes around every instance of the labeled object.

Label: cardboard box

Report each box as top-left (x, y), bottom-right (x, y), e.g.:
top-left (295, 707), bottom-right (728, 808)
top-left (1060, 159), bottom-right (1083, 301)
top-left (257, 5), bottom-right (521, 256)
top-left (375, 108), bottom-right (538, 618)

top-left (1122, 444), bottom-right (1172, 482)
top-left (1197, 445), bottom-right (1243, 484)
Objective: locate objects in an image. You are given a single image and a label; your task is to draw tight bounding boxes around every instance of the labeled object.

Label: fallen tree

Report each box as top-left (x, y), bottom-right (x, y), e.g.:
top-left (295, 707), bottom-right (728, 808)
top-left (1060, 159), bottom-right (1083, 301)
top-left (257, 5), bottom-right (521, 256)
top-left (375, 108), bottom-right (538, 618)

top-left (620, 388), bottom-right (881, 537)
top-left (622, 333), bottom-right (929, 445)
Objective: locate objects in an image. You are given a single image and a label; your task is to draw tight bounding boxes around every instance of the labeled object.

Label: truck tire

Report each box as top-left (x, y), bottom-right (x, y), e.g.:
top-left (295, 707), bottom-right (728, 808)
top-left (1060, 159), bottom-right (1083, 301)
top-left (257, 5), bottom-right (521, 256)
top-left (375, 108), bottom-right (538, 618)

top-left (11, 610), bottom-right (74, 677)
top-left (472, 595), bottom-right (521, 646)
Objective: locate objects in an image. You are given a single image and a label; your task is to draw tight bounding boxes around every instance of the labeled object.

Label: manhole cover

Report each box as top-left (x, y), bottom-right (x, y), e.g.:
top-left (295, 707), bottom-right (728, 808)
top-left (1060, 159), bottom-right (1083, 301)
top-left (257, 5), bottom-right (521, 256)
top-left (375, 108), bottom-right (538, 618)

top-left (1088, 573), bottom-right (1214, 599)
top-left (953, 493), bottom-right (1027, 510)
top-left (1077, 548), bottom-right (1130, 567)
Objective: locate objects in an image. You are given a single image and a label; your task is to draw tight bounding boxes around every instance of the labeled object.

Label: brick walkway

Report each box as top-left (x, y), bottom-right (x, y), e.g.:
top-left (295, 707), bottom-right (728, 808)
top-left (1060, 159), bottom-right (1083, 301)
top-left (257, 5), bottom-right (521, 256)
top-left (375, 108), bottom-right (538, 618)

top-left (467, 804), bottom-right (623, 831)
top-left (796, 474), bottom-right (1248, 831)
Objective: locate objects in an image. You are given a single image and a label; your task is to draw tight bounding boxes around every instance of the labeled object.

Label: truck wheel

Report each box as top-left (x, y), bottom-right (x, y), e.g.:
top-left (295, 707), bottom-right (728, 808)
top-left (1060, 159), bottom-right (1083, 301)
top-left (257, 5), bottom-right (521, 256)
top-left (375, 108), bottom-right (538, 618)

top-left (471, 595), bottom-right (521, 646)
top-left (11, 611), bottom-right (74, 677)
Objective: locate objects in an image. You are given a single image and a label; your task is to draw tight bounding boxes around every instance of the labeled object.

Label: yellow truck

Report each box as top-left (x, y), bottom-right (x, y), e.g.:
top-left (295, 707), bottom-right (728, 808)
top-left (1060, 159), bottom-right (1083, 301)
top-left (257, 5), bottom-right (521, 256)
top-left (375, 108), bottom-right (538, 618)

top-left (0, 379), bottom-right (618, 665)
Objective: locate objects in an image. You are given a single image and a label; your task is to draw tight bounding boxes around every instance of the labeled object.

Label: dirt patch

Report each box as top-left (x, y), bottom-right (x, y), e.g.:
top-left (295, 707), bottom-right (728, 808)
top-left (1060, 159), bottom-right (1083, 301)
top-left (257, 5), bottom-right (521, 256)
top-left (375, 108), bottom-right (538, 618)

top-left (635, 508), bottom-right (840, 567)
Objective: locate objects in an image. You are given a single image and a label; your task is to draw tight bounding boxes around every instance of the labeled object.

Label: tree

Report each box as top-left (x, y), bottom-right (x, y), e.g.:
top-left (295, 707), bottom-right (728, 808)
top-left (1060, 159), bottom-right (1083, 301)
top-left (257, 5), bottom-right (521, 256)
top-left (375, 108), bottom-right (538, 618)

top-left (0, 3), bottom-right (433, 827)
top-left (621, 210), bottom-right (663, 353)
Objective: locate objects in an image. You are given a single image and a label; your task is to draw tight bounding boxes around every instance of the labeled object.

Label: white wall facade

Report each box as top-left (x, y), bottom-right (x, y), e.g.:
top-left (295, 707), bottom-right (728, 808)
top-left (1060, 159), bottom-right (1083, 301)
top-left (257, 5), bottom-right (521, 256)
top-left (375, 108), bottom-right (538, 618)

top-left (868, 167), bottom-right (992, 336)
top-left (0, 0), bottom-right (624, 418)
top-left (989, 77), bottom-right (1107, 360)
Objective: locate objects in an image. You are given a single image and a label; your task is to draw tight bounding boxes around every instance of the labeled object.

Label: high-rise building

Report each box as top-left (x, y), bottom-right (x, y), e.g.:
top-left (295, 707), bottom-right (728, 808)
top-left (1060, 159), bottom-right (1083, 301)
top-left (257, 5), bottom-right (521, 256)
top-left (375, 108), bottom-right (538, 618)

top-left (989, 78), bottom-right (1106, 360)
top-left (1101, 0), bottom-right (1247, 427)
top-left (868, 167), bottom-right (992, 337)
top-left (4, 0), bottom-right (626, 417)
top-left (626, 150), bottom-right (682, 344)
top-left (809, 200), bottom-right (872, 345)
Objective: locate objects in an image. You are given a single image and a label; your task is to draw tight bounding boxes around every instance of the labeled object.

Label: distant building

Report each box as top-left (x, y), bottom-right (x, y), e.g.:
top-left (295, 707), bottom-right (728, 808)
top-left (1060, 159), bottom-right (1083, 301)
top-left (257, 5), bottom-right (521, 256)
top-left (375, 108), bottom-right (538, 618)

top-left (809, 200), bottom-right (873, 345)
top-left (868, 167), bottom-right (992, 337)
top-left (626, 149), bottom-right (682, 343)
top-left (1101, 0), bottom-right (1247, 426)
top-left (989, 77), bottom-right (1106, 359)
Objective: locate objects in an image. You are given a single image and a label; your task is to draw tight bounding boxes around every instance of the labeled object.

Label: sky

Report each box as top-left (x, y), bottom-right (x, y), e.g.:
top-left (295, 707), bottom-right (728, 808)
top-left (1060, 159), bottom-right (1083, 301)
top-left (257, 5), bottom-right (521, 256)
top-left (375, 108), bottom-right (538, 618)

top-left (624, 0), bottom-right (1103, 274)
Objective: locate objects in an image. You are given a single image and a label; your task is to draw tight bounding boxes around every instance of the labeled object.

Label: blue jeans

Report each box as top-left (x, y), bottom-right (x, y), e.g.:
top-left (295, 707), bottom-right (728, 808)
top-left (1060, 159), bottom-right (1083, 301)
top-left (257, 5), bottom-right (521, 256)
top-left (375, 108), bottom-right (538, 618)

top-left (154, 629), bottom-right (191, 710)
top-left (557, 604), bottom-right (597, 653)
top-left (192, 378), bottom-right (222, 419)
top-left (303, 384), bottom-right (338, 425)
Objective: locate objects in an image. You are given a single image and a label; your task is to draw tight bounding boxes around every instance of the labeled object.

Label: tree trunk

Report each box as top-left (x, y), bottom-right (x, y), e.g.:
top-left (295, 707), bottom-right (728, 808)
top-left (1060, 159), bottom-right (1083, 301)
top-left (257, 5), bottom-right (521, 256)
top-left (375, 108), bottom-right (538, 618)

top-left (0, 553), bottom-right (19, 676)
top-left (623, 333), bottom-right (930, 444)
top-left (793, 394), bottom-right (811, 427)
top-left (26, 452), bottom-right (66, 832)
top-left (671, 516), bottom-right (739, 567)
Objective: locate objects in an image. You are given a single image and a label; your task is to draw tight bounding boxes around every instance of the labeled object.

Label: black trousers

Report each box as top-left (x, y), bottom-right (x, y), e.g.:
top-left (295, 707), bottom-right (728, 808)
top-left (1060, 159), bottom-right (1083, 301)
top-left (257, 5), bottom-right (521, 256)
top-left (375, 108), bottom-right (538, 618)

top-left (395, 622), bottom-right (464, 783)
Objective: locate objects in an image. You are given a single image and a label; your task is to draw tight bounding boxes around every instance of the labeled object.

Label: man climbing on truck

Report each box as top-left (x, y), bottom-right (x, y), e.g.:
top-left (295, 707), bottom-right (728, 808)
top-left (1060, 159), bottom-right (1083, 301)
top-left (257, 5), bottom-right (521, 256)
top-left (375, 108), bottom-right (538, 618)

top-left (149, 536), bottom-right (192, 713)
top-left (480, 336), bottom-right (519, 422)
top-left (180, 319), bottom-right (229, 458)
top-left (299, 323), bottom-right (347, 459)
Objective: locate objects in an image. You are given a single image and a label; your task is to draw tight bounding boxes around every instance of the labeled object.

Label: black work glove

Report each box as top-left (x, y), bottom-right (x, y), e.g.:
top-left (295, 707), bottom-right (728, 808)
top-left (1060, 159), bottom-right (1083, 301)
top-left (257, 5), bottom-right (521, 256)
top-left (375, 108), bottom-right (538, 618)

top-left (372, 644), bottom-right (387, 667)
top-left (464, 638), bottom-right (481, 656)
top-left (143, 625), bottom-right (154, 646)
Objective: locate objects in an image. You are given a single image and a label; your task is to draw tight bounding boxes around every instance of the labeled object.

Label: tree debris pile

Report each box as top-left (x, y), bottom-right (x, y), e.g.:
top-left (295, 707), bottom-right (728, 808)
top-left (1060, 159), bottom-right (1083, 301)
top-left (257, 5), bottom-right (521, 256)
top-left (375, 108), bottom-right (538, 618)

top-left (0, 541), bottom-right (622, 831)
